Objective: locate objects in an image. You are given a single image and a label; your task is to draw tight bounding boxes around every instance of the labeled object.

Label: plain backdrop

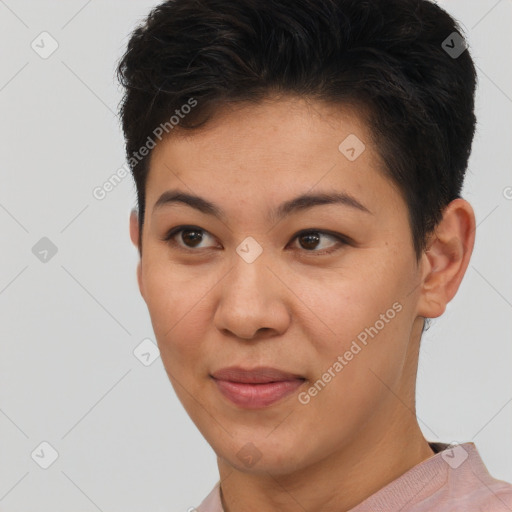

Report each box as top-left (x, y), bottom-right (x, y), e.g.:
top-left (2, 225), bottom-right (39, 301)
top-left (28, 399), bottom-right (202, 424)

top-left (0, 1), bottom-right (511, 511)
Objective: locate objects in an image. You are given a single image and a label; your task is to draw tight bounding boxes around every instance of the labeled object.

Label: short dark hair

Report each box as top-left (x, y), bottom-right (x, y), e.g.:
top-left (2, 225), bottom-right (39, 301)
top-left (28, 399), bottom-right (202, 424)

top-left (117, 0), bottom-right (477, 261)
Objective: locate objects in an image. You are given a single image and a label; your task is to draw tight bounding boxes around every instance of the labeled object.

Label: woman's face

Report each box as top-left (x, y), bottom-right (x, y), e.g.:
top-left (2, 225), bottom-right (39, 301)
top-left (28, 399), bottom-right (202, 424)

top-left (133, 97), bottom-right (429, 474)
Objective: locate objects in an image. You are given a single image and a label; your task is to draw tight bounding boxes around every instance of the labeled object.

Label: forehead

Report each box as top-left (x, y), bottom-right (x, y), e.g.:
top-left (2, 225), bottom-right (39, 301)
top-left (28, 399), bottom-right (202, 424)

top-left (145, 97), bottom-right (404, 219)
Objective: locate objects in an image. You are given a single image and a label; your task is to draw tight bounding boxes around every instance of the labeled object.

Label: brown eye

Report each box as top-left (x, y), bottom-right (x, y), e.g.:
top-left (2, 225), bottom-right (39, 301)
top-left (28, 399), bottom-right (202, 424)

top-left (298, 232), bottom-right (322, 250)
top-left (292, 230), bottom-right (347, 255)
top-left (162, 226), bottom-right (218, 250)
top-left (181, 228), bottom-right (204, 247)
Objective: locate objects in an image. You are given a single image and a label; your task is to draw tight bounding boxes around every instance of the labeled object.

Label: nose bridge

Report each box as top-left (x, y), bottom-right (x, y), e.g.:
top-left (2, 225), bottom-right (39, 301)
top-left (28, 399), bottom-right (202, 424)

top-left (228, 241), bottom-right (275, 305)
top-left (214, 240), bottom-right (290, 338)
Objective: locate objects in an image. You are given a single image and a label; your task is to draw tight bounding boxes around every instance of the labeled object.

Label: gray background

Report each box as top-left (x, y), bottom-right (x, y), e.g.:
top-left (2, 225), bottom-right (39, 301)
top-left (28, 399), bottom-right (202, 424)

top-left (0, 0), bottom-right (511, 511)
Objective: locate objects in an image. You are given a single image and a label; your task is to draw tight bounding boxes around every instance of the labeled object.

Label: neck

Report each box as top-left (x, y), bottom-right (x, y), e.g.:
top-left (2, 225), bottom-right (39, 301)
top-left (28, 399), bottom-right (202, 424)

top-left (218, 318), bottom-right (433, 512)
top-left (218, 408), bottom-right (434, 512)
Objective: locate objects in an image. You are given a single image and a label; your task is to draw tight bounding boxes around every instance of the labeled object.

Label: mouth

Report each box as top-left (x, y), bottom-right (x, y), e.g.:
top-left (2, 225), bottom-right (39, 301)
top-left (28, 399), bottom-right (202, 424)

top-left (210, 366), bottom-right (306, 409)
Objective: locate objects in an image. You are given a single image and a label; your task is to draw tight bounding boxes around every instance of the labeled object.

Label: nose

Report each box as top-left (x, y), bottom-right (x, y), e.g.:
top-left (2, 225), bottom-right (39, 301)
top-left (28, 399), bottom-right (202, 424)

top-left (213, 251), bottom-right (291, 341)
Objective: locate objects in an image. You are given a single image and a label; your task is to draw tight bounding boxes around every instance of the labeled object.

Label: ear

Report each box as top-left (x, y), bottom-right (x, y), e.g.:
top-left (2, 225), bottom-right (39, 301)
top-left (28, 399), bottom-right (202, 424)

top-left (416, 198), bottom-right (476, 318)
top-left (129, 208), bottom-right (145, 301)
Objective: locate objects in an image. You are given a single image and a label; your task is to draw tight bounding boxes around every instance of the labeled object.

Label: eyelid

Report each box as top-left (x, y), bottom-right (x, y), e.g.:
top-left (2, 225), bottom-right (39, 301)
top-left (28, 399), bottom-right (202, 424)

top-left (161, 225), bottom-right (350, 254)
top-left (289, 229), bottom-right (349, 255)
top-left (161, 225), bottom-right (219, 250)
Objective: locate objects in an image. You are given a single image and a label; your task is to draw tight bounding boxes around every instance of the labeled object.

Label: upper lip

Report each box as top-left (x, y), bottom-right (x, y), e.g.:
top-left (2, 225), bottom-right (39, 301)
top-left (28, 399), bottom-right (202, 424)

top-left (211, 366), bottom-right (305, 384)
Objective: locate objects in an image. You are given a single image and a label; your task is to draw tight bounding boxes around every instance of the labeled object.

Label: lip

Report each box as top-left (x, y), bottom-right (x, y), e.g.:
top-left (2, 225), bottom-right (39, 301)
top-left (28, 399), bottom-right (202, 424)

top-left (211, 366), bottom-right (305, 383)
top-left (210, 366), bottom-right (306, 409)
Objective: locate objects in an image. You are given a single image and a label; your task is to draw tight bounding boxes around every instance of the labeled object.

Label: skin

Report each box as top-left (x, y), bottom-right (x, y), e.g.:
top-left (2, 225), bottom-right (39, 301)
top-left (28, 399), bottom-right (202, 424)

top-left (129, 96), bottom-right (475, 512)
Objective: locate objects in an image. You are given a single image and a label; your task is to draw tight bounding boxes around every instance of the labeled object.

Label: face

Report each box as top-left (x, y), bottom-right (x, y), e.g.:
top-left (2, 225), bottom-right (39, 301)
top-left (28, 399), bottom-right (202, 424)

top-left (133, 97), bottom-right (429, 475)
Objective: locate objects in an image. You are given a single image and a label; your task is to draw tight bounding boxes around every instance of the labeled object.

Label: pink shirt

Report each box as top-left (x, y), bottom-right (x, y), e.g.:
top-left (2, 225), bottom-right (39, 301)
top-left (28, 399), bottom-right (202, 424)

top-left (196, 442), bottom-right (512, 511)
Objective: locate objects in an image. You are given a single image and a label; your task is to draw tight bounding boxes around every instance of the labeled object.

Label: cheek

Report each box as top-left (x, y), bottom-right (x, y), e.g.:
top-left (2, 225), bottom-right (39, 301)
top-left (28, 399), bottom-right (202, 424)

top-left (295, 307), bottom-right (411, 450)
top-left (293, 262), bottom-right (402, 347)
top-left (297, 254), bottom-right (414, 389)
top-left (142, 261), bottom-right (212, 359)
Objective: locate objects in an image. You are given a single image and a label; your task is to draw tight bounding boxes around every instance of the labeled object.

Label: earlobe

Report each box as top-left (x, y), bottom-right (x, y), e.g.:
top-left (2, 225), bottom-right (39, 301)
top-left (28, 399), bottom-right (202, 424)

top-left (416, 199), bottom-right (476, 319)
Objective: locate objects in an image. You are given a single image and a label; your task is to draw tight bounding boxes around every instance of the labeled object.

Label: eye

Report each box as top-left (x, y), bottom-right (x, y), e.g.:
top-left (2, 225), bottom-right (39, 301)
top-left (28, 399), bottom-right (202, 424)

top-left (161, 226), bottom-right (349, 256)
top-left (289, 229), bottom-right (348, 255)
top-left (161, 225), bottom-right (218, 251)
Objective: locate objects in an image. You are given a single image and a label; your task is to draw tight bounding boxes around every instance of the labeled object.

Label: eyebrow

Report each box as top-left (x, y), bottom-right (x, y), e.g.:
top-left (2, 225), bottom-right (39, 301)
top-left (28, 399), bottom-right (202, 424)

top-left (152, 188), bottom-right (373, 222)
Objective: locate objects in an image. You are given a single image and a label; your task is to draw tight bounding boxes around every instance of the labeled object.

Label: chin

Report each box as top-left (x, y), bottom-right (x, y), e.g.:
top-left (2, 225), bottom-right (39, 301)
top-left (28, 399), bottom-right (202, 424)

top-left (215, 434), bottom-right (313, 475)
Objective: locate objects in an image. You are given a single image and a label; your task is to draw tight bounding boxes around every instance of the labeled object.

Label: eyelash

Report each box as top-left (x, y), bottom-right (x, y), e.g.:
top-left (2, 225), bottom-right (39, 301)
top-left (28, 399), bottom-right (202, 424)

top-left (160, 225), bottom-right (350, 256)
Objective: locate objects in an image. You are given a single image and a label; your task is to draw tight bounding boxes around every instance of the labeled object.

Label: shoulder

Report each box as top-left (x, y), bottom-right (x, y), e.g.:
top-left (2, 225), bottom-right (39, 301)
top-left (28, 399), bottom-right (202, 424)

top-left (471, 481), bottom-right (512, 512)
top-left (421, 480), bottom-right (512, 512)
top-left (439, 475), bottom-right (512, 511)
top-left (422, 442), bottom-right (512, 512)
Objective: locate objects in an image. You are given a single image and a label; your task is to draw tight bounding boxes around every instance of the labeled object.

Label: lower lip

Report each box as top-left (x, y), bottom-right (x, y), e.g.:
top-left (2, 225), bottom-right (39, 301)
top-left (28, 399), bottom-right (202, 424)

top-left (212, 378), bottom-right (305, 409)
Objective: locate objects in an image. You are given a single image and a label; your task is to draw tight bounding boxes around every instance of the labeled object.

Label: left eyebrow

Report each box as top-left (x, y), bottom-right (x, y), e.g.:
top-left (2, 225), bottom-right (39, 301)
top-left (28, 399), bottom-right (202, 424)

top-left (271, 191), bottom-right (374, 223)
top-left (152, 189), bottom-right (373, 222)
